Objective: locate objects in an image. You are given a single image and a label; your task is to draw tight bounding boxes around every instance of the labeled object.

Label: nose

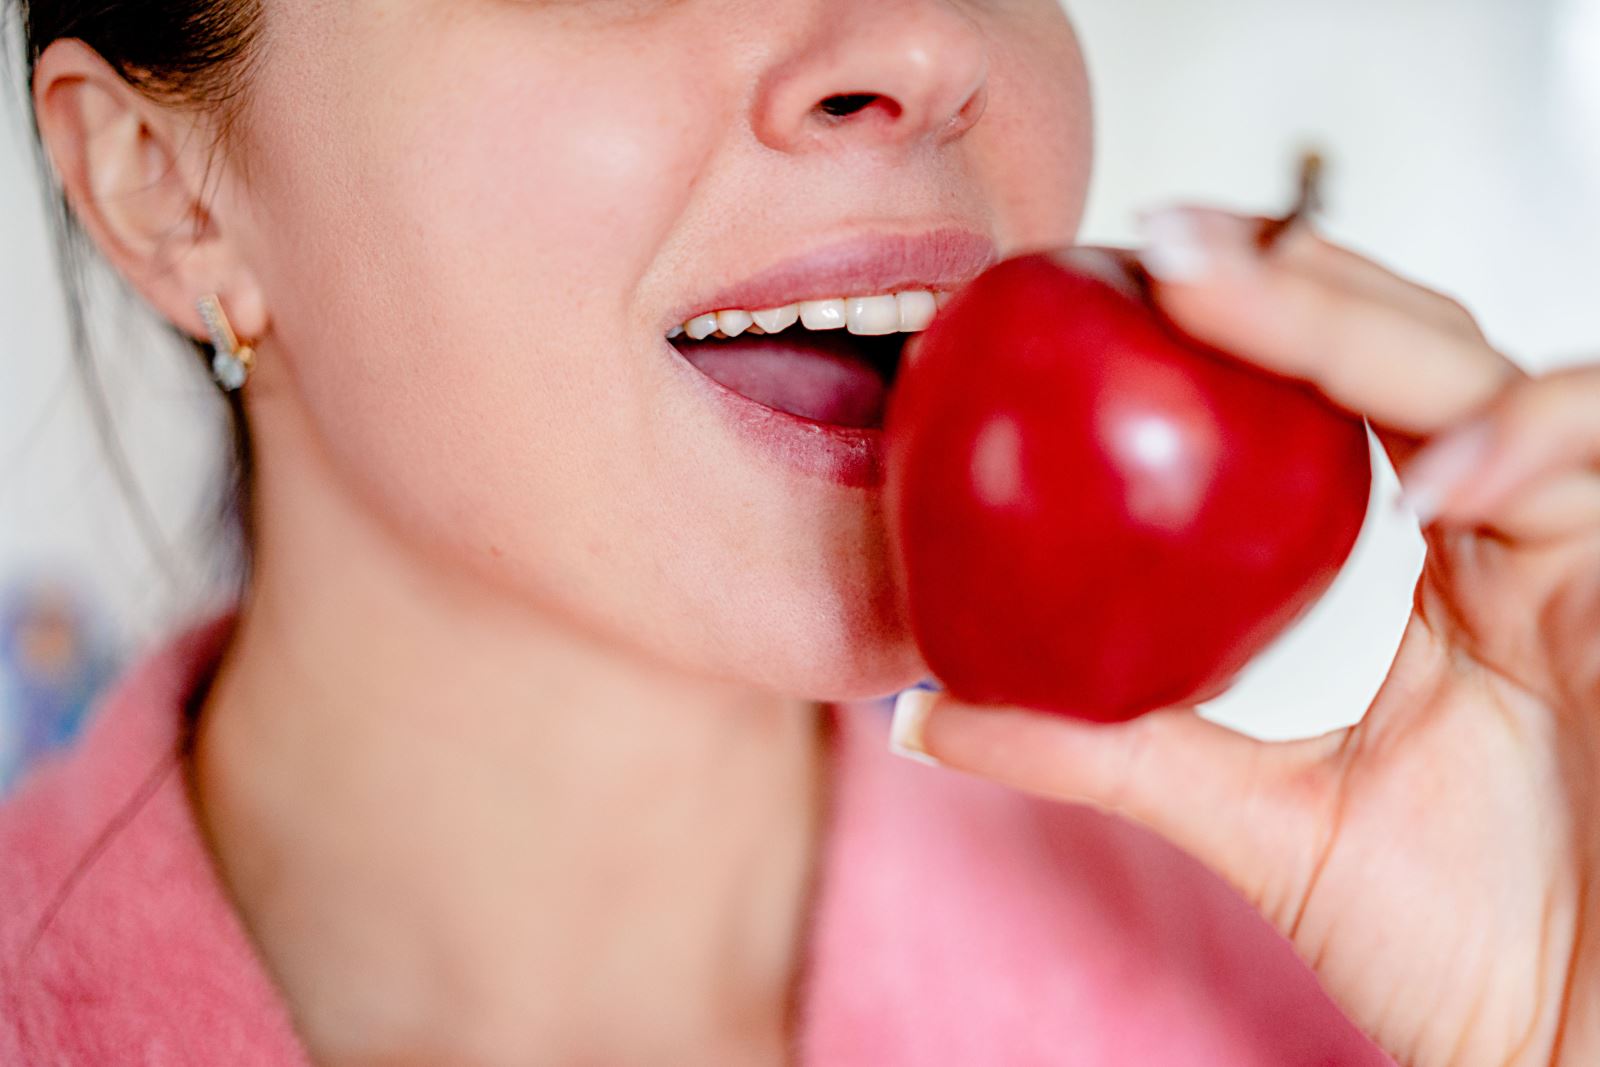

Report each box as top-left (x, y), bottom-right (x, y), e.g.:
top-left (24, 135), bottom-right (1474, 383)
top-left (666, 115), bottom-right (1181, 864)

top-left (752, 0), bottom-right (990, 155)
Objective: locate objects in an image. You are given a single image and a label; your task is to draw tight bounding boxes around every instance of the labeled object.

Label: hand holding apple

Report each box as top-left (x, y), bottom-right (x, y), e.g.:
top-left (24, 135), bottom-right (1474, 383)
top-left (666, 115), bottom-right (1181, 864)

top-left (887, 196), bottom-right (1600, 1067)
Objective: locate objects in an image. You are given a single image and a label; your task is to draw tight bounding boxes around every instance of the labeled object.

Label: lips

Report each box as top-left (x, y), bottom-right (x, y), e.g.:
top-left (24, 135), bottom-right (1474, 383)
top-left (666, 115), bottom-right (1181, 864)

top-left (665, 229), bottom-right (998, 330)
top-left (663, 227), bottom-right (996, 487)
top-left (667, 228), bottom-right (995, 428)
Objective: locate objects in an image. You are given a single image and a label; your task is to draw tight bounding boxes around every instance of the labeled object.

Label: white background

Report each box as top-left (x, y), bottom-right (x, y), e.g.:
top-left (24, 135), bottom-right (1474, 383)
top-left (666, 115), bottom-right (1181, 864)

top-left (1, 0), bottom-right (1597, 741)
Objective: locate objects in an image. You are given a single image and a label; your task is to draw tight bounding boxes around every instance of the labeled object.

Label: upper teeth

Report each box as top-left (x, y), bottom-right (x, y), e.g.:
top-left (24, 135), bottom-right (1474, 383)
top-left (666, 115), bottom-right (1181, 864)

top-left (669, 290), bottom-right (952, 340)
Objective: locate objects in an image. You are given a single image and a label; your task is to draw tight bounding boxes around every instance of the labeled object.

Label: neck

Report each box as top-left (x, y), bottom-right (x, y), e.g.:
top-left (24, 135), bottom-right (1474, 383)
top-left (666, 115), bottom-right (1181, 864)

top-left (189, 418), bottom-right (833, 1066)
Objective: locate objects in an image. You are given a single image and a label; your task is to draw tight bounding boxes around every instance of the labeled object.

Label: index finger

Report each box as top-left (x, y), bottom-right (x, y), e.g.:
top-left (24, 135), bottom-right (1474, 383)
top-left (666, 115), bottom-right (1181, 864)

top-left (1137, 206), bottom-right (1522, 439)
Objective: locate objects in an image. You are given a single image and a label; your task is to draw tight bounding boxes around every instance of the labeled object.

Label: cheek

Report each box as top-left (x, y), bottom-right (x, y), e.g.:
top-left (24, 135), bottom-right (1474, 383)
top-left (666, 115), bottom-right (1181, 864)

top-left (414, 65), bottom-right (703, 313)
top-left (979, 15), bottom-right (1095, 251)
top-left (246, 37), bottom-right (718, 588)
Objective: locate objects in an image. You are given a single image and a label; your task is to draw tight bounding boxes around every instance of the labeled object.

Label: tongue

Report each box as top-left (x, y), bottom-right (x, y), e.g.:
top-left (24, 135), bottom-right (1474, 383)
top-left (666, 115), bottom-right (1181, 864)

top-left (679, 334), bottom-right (891, 429)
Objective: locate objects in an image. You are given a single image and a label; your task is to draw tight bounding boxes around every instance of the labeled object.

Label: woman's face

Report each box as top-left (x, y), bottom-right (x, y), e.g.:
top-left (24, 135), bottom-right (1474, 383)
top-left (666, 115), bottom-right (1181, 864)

top-left (231, 0), bottom-right (1092, 701)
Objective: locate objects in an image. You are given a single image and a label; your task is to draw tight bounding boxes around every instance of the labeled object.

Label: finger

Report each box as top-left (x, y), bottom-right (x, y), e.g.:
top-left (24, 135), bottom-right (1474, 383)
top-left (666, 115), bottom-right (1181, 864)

top-left (1266, 224), bottom-right (1486, 341)
top-left (1489, 479), bottom-right (1600, 543)
top-left (1137, 206), bottom-right (1522, 438)
top-left (1401, 363), bottom-right (1600, 541)
top-left (1208, 218), bottom-right (1499, 474)
top-left (889, 689), bottom-right (1346, 923)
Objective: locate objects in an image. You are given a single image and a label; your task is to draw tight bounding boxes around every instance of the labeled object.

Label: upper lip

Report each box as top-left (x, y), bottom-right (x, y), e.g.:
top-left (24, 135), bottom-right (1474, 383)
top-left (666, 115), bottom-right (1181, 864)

top-left (666, 227), bottom-right (997, 329)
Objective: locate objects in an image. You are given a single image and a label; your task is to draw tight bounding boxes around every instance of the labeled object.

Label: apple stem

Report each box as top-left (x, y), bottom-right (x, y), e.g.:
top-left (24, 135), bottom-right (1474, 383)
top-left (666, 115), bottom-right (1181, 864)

top-left (1256, 151), bottom-right (1326, 251)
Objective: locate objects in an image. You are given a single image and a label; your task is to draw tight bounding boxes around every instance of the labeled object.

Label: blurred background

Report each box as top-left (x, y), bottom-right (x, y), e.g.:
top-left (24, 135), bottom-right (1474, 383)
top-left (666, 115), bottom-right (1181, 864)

top-left (1, 0), bottom-right (1596, 792)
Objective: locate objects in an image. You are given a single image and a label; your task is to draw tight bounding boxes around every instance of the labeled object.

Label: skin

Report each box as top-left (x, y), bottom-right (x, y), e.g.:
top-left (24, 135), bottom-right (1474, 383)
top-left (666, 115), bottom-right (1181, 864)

top-left (31, 1), bottom-right (1090, 1063)
top-left (26, 1), bottom-right (1599, 1065)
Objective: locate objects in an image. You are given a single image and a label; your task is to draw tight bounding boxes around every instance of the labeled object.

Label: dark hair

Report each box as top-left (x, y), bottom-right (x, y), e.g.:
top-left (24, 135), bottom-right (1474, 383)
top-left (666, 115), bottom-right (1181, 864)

top-left (9, 0), bottom-right (265, 596)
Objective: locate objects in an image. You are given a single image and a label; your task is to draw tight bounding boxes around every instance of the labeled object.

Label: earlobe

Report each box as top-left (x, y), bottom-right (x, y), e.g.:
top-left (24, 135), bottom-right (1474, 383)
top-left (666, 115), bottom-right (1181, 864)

top-left (31, 38), bottom-right (266, 348)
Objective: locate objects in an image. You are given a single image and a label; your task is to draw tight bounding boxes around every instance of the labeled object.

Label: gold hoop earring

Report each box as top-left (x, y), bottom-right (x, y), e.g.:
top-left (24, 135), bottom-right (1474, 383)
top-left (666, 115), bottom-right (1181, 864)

top-left (197, 294), bottom-right (256, 392)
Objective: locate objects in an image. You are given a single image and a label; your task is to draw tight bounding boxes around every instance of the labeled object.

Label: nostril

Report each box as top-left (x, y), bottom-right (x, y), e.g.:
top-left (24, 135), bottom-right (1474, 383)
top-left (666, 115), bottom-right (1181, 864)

top-left (817, 93), bottom-right (875, 117)
top-left (816, 92), bottom-right (902, 120)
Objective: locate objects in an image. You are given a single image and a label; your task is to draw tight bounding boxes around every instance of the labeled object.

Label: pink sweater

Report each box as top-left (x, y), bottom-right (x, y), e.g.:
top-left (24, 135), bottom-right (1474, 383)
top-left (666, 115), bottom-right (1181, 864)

top-left (0, 614), bottom-right (1392, 1065)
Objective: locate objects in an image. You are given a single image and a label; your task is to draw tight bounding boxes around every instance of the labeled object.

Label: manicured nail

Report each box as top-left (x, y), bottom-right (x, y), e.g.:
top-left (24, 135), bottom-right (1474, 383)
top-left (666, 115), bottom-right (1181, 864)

top-left (1137, 207), bottom-right (1255, 284)
top-left (890, 687), bottom-right (943, 767)
top-left (1399, 421), bottom-right (1495, 525)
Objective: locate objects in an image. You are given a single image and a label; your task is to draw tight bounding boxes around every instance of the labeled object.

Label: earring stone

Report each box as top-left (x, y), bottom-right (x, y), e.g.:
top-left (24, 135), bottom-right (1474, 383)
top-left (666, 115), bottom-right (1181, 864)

top-left (197, 294), bottom-right (256, 392)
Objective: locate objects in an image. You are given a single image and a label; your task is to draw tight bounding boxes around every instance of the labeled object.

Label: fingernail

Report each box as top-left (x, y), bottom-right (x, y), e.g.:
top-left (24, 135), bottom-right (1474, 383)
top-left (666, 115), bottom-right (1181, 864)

top-left (1137, 207), bottom-right (1256, 284)
top-left (1399, 421), bottom-right (1495, 525)
top-left (890, 687), bottom-right (943, 767)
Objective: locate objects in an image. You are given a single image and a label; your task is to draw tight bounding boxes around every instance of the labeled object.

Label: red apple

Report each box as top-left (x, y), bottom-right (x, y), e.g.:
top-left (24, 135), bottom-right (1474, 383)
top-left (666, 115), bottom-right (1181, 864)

top-left (883, 249), bottom-right (1373, 722)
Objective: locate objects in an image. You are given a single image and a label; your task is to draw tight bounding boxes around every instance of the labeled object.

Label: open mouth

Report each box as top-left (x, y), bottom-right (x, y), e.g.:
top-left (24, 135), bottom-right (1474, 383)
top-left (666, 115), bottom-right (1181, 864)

top-left (666, 291), bottom-right (949, 431)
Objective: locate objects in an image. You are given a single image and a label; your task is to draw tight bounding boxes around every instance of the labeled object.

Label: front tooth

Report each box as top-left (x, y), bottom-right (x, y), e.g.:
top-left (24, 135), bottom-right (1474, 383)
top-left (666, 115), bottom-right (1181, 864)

top-left (846, 295), bottom-right (900, 336)
top-left (799, 299), bottom-right (846, 331)
top-left (895, 291), bottom-right (938, 332)
top-left (685, 313), bottom-right (720, 340)
top-left (717, 309), bottom-right (754, 337)
top-left (751, 305), bottom-right (799, 334)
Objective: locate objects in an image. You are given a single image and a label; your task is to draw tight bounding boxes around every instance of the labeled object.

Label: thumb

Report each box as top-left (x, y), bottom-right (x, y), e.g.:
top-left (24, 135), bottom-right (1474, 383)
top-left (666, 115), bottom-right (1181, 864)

top-left (890, 689), bottom-right (1349, 926)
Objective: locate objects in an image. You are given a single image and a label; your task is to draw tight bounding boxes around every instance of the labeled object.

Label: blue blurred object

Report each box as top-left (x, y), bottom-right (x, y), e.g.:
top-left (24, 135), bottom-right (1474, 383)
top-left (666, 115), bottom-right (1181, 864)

top-left (0, 577), bottom-right (119, 796)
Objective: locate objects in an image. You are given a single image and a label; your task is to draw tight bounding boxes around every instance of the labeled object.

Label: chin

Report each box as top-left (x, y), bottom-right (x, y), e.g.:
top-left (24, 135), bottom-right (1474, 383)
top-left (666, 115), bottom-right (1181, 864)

top-left (758, 615), bottom-right (930, 706)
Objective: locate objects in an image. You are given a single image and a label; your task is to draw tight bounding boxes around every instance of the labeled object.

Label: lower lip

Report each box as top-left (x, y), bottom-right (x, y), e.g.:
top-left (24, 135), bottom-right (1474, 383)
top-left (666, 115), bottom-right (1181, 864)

top-left (665, 343), bottom-right (886, 490)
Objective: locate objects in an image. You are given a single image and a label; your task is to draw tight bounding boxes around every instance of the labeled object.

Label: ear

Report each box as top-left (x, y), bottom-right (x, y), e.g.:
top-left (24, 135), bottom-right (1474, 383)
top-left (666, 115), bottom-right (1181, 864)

top-left (31, 39), bottom-right (268, 345)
